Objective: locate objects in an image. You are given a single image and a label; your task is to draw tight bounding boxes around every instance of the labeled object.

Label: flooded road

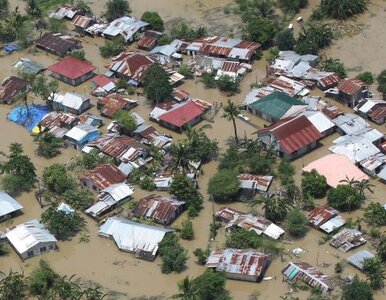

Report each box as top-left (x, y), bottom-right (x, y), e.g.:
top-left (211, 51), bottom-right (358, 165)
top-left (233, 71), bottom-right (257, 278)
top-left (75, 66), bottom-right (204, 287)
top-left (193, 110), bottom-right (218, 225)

top-left (0, 0), bottom-right (386, 299)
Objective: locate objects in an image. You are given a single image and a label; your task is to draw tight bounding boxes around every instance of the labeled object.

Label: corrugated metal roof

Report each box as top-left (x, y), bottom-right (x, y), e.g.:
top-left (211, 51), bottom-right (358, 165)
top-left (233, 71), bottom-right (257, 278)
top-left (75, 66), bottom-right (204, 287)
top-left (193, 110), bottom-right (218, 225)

top-left (72, 15), bottom-right (93, 28)
top-left (238, 173), bottom-right (273, 192)
top-left (52, 92), bottom-right (89, 110)
top-left (308, 204), bottom-right (339, 228)
top-left (98, 95), bottom-right (137, 118)
top-left (338, 78), bottom-right (368, 96)
top-left (301, 110), bottom-right (335, 134)
top-left (35, 32), bottom-right (82, 56)
top-left (65, 124), bottom-right (98, 141)
top-left (81, 164), bottom-right (126, 191)
top-left (332, 113), bottom-right (369, 135)
top-left (13, 57), bottom-right (45, 75)
top-left (0, 76), bottom-right (28, 104)
top-left (48, 57), bottom-right (95, 80)
top-left (330, 228), bottom-right (366, 253)
top-left (0, 192), bottom-right (23, 217)
top-left (347, 250), bottom-right (374, 271)
top-left (319, 215), bottom-right (346, 233)
top-left (158, 101), bottom-right (204, 128)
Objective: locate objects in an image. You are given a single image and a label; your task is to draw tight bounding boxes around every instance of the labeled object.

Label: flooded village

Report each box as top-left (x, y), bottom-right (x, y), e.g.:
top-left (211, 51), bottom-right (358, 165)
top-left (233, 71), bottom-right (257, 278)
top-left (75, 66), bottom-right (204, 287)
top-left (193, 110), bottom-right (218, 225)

top-left (1, 0), bottom-right (386, 299)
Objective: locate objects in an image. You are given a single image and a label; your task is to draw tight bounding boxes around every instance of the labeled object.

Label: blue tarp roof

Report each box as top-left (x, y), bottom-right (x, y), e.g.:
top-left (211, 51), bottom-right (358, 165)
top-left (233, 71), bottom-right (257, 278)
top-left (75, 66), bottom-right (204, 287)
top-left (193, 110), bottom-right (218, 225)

top-left (4, 43), bottom-right (21, 52)
top-left (8, 105), bottom-right (51, 131)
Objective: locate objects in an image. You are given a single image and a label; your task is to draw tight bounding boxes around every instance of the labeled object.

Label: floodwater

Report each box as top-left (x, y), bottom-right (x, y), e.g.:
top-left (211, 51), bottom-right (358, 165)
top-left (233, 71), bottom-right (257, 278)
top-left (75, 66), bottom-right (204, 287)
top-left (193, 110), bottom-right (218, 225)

top-left (0, 0), bottom-right (386, 299)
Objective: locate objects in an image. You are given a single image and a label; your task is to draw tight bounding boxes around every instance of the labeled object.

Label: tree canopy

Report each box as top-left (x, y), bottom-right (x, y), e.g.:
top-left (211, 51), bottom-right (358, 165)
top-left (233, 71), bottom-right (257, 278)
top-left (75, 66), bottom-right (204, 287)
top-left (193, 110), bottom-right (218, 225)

top-left (208, 170), bottom-right (240, 202)
top-left (143, 64), bottom-right (172, 104)
top-left (301, 169), bottom-right (328, 198)
top-left (104, 0), bottom-right (131, 22)
top-left (36, 133), bottom-right (63, 158)
top-left (341, 275), bottom-right (373, 300)
top-left (363, 257), bottom-right (385, 290)
top-left (99, 36), bottom-right (126, 58)
top-left (243, 17), bottom-right (275, 46)
top-left (113, 110), bottom-right (137, 134)
top-left (320, 58), bottom-right (347, 78)
top-left (275, 29), bottom-right (296, 51)
top-left (222, 99), bottom-right (240, 144)
top-left (141, 11), bottom-right (164, 32)
top-left (327, 184), bottom-right (362, 212)
top-left (285, 208), bottom-right (308, 237)
top-left (63, 188), bottom-right (94, 211)
top-left (158, 233), bottom-right (188, 273)
top-left (320, 0), bottom-right (367, 20)
top-left (42, 164), bottom-right (75, 195)
top-left (296, 25), bottom-right (333, 55)
top-left (364, 203), bottom-right (386, 226)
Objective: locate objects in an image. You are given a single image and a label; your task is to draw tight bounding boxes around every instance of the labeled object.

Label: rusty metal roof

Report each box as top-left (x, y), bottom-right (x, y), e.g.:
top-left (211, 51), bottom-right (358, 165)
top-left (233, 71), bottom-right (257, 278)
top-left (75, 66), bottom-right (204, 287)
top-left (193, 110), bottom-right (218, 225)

top-left (338, 78), bottom-right (368, 96)
top-left (35, 32), bottom-right (82, 56)
top-left (307, 204), bottom-right (339, 228)
top-left (206, 249), bottom-right (270, 280)
top-left (81, 164), bottom-right (126, 191)
top-left (238, 173), bottom-right (273, 192)
top-left (132, 194), bottom-right (185, 225)
top-left (98, 95), bottom-right (137, 118)
top-left (0, 76), bottom-right (28, 104)
top-left (72, 15), bottom-right (93, 29)
top-left (40, 111), bottom-right (79, 129)
top-left (137, 35), bottom-right (157, 50)
top-left (171, 89), bottom-right (190, 102)
top-left (330, 228), bottom-right (366, 253)
top-left (318, 73), bottom-right (340, 88)
top-left (322, 106), bottom-right (344, 120)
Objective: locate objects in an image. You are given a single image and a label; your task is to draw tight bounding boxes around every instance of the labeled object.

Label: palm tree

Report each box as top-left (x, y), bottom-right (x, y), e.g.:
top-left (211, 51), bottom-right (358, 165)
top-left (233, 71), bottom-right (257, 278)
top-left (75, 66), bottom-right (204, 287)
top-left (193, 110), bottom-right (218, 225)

top-left (377, 237), bottom-right (386, 262)
top-left (169, 142), bottom-right (191, 172)
top-left (339, 176), bottom-right (359, 187)
top-left (249, 194), bottom-right (289, 223)
top-left (353, 179), bottom-right (375, 200)
top-left (172, 276), bottom-right (200, 299)
top-left (222, 99), bottom-right (240, 144)
top-left (0, 271), bottom-right (27, 299)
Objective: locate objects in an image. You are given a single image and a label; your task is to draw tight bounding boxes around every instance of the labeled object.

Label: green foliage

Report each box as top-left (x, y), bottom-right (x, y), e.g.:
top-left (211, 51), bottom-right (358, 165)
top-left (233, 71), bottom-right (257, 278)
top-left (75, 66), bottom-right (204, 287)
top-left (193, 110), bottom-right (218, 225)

top-left (158, 35), bottom-right (172, 46)
top-left (363, 257), bottom-right (385, 290)
top-left (356, 72), bottom-right (374, 85)
top-left (377, 70), bottom-right (386, 97)
top-left (74, 149), bottom-right (113, 171)
top-left (180, 219), bottom-right (194, 240)
top-left (370, 227), bottom-right (381, 239)
top-left (209, 221), bottom-right (221, 239)
top-left (279, 0), bottom-right (308, 12)
top-left (191, 269), bottom-right (228, 300)
top-left (217, 75), bottom-right (240, 94)
top-left (266, 46), bottom-right (279, 63)
top-left (235, 0), bottom-right (275, 22)
top-left (243, 17), bottom-right (275, 46)
top-left (26, 0), bottom-right (43, 21)
top-left (75, 0), bottom-right (93, 15)
top-left (202, 72), bottom-right (216, 88)
top-left (99, 36), bottom-right (126, 58)
top-left (170, 23), bottom-right (208, 40)
top-left (115, 77), bottom-right (129, 90)
top-left (364, 203), bottom-right (386, 226)
top-left (320, 0), bottom-right (367, 20)
top-left (285, 208), bottom-right (308, 237)
top-left (47, 18), bottom-right (67, 33)
top-left (29, 260), bottom-right (59, 297)
top-left (250, 194), bottom-right (289, 223)
top-left (0, 143), bottom-right (36, 194)
top-left (0, 0), bottom-right (8, 18)
top-left (104, 0), bottom-right (131, 22)
top-left (296, 25), bottom-right (333, 55)
top-left (0, 270), bottom-right (27, 300)
top-left (42, 164), bottom-right (75, 195)
top-left (177, 64), bottom-right (194, 79)
top-left (41, 206), bottom-right (84, 240)
top-left (320, 58), bottom-right (347, 78)
top-left (139, 175), bottom-right (156, 191)
top-left (341, 275), bottom-right (373, 300)
top-left (208, 170), bottom-right (240, 202)
top-left (301, 170), bottom-right (328, 198)
top-left (36, 133), bottom-right (63, 158)
top-left (335, 262), bottom-right (343, 274)
top-left (113, 109), bottom-right (137, 134)
top-left (377, 236), bottom-right (386, 262)
top-left (226, 228), bottom-right (262, 249)
top-left (143, 64), bottom-right (173, 103)
top-left (278, 158), bottom-right (295, 185)
top-left (68, 50), bottom-right (86, 61)
top-left (158, 233), bottom-right (188, 273)
top-left (327, 184), bottom-right (362, 212)
top-left (26, 74), bottom-right (59, 105)
top-left (222, 99), bottom-right (241, 144)
top-left (63, 188), bottom-right (94, 211)
top-left (193, 248), bottom-right (210, 265)
top-left (275, 29), bottom-right (296, 51)
top-left (141, 11), bottom-right (164, 32)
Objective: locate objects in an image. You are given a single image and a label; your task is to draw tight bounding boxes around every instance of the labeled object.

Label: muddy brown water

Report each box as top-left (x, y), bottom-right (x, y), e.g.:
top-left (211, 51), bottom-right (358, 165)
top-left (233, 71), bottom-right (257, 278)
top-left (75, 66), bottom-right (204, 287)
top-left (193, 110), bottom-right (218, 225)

top-left (1, 0), bottom-right (386, 299)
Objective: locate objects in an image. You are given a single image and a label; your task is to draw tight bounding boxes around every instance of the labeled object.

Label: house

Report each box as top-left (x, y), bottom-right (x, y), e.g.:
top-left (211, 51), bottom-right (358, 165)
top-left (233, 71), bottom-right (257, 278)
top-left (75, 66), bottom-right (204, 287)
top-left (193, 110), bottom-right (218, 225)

top-left (322, 106), bottom-right (344, 120)
top-left (97, 95), bottom-right (138, 118)
top-left (330, 228), bottom-right (366, 252)
top-left (72, 15), bottom-right (95, 33)
top-left (105, 51), bottom-right (155, 85)
top-left (80, 164), bottom-right (127, 192)
top-left (84, 20), bottom-right (109, 37)
top-left (13, 57), bottom-right (45, 75)
top-left (267, 76), bottom-right (310, 97)
top-left (78, 113), bottom-right (103, 128)
top-left (102, 16), bottom-right (149, 43)
top-left (132, 194), bottom-right (185, 225)
top-left (354, 98), bottom-right (386, 118)
top-left (157, 101), bottom-right (206, 132)
top-left (85, 183), bottom-right (134, 218)
top-left (215, 61), bottom-right (250, 81)
top-left (303, 154), bottom-right (369, 188)
top-left (39, 111), bottom-right (79, 138)
top-left (247, 91), bottom-right (307, 122)
top-left (301, 110), bottom-right (335, 137)
top-left (47, 57), bottom-right (96, 86)
top-left (0, 192), bottom-right (23, 222)
top-left (243, 86), bottom-right (276, 106)
top-left (0, 76), bottom-right (28, 104)
top-left (215, 207), bottom-right (285, 240)
top-left (257, 115), bottom-right (323, 159)
top-left (332, 113), bottom-right (369, 135)
top-left (91, 75), bottom-right (116, 96)
top-left (150, 40), bottom-right (182, 62)
top-left (326, 78), bottom-right (370, 108)
top-left (206, 249), bottom-right (270, 282)
top-left (238, 173), bottom-right (273, 196)
top-left (307, 204), bottom-right (345, 234)
top-left (35, 32), bottom-right (82, 56)
top-left (282, 262), bottom-right (335, 294)
top-left (6, 219), bottom-right (57, 260)
top-left (49, 5), bottom-right (79, 20)
top-left (171, 89), bottom-right (190, 102)
top-left (137, 30), bottom-right (162, 50)
top-left (87, 134), bottom-right (148, 163)
top-left (64, 124), bottom-right (99, 149)
top-left (133, 124), bottom-right (172, 149)
top-left (347, 250), bottom-right (375, 271)
top-left (51, 92), bottom-right (91, 115)
top-left (360, 153), bottom-right (386, 177)
top-left (98, 216), bottom-right (173, 261)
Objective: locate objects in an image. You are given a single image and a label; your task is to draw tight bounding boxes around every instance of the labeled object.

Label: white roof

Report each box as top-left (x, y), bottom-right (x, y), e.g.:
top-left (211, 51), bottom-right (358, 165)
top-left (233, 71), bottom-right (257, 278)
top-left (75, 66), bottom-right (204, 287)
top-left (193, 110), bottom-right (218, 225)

top-left (333, 113), bottom-right (369, 135)
top-left (57, 202), bottom-right (75, 215)
top-left (355, 98), bottom-right (386, 114)
top-left (101, 183), bottom-right (133, 201)
top-left (329, 137), bottom-right (380, 163)
top-left (103, 16), bottom-right (148, 41)
top-left (319, 215), bottom-right (346, 233)
top-left (149, 107), bottom-right (167, 121)
top-left (52, 92), bottom-right (89, 110)
top-left (99, 217), bottom-right (172, 255)
top-left (264, 223), bottom-right (285, 240)
top-left (334, 127), bottom-right (384, 144)
top-left (65, 124), bottom-right (98, 141)
top-left (6, 219), bottom-right (57, 255)
top-left (0, 191), bottom-right (23, 217)
top-left (302, 110), bottom-right (335, 134)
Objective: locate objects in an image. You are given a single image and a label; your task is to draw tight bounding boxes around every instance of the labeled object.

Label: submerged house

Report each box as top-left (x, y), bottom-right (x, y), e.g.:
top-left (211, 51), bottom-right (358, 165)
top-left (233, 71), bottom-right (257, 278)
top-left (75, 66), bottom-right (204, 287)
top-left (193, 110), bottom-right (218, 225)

top-left (0, 76), bottom-right (28, 104)
top-left (65, 124), bottom-right (99, 149)
top-left (6, 219), bottom-right (57, 260)
top-left (282, 261), bottom-right (335, 294)
top-left (256, 115), bottom-right (323, 159)
top-left (326, 78), bottom-right (370, 108)
top-left (91, 75), bottom-right (116, 97)
top-left (206, 249), bottom-right (270, 282)
top-left (346, 250), bottom-right (375, 271)
top-left (132, 124), bottom-right (172, 149)
top-left (80, 164), bottom-right (126, 192)
top-left (97, 95), bottom-right (138, 118)
top-left (13, 57), bottom-right (45, 75)
top-left (49, 5), bottom-right (79, 20)
top-left (330, 228), bottom-right (366, 253)
top-left (47, 57), bottom-right (96, 86)
top-left (85, 183), bottom-right (134, 218)
top-left (39, 111), bottom-right (79, 138)
top-left (98, 216), bottom-right (173, 261)
top-left (51, 92), bottom-right (91, 115)
top-left (307, 204), bottom-right (345, 234)
top-left (132, 194), bottom-right (185, 225)
top-left (0, 192), bottom-right (23, 222)
top-left (35, 32), bottom-right (82, 56)
top-left (238, 173), bottom-right (273, 196)
top-left (102, 16), bottom-right (149, 43)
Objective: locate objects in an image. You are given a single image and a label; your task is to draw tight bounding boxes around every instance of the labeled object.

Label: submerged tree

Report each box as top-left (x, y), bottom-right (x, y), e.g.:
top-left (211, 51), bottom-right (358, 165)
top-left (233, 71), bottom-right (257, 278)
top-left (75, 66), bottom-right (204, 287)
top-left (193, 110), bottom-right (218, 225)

top-left (42, 164), bottom-right (76, 195)
top-left (320, 0), bottom-right (367, 20)
top-left (363, 257), bottom-right (386, 290)
top-left (143, 64), bottom-right (172, 104)
top-left (36, 133), bottom-right (63, 158)
top-left (104, 0), bottom-right (131, 22)
top-left (249, 194), bottom-right (289, 223)
top-left (208, 169), bottom-right (240, 202)
top-left (141, 11), bottom-right (164, 31)
top-left (341, 275), bottom-right (373, 300)
top-left (222, 99), bottom-right (241, 144)
top-left (0, 270), bottom-right (28, 300)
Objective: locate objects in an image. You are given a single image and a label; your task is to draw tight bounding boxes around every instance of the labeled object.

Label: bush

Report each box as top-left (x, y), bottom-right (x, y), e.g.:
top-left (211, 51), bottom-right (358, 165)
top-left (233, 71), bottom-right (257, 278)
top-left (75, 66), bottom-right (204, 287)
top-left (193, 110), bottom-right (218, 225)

top-left (208, 170), bottom-right (240, 202)
top-left (327, 184), bottom-right (362, 212)
top-left (244, 17), bottom-right (275, 46)
top-left (113, 109), bottom-right (137, 134)
top-left (301, 170), bottom-right (328, 198)
top-left (104, 0), bottom-right (131, 22)
top-left (202, 72), bottom-right (216, 88)
top-left (141, 11), bottom-right (164, 31)
top-left (356, 71), bottom-right (374, 85)
top-left (42, 164), bottom-right (75, 195)
top-left (99, 36), bottom-right (126, 58)
top-left (158, 35), bottom-right (172, 46)
top-left (275, 29), bottom-right (296, 51)
top-left (177, 64), bottom-right (194, 79)
top-left (278, 158), bottom-right (295, 185)
top-left (63, 188), bottom-right (94, 211)
top-left (320, 58), bottom-right (347, 78)
top-left (217, 75), bottom-right (240, 94)
top-left (68, 50), bottom-right (85, 61)
top-left (143, 64), bottom-right (173, 103)
top-left (279, 0), bottom-right (308, 13)
top-left (285, 209), bottom-right (308, 237)
top-left (377, 70), bottom-right (386, 97)
top-left (364, 203), bottom-right (386, 225)
top-left (158, 233), bottom-right (188, 273)
top-left (296, 25), bottom-right (333, 55)
top-left (139, 175), bottom-right (156, 191)
top-left (341, 275), bottom-right (373, 300)
top-left (225, 228), bottom-right (262, 249)
top-left (36, 133), bottom-right (63, 158)
top-left (193, 248), bottom-right (210, 265)
top-left (180, 219), bottom-right (194, 240)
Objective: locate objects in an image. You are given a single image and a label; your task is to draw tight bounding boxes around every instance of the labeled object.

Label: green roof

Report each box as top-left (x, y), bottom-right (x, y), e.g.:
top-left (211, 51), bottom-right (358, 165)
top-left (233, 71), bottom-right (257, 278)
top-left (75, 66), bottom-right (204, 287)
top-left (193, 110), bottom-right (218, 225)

top-left (248, 91), bottom-right (305, 120)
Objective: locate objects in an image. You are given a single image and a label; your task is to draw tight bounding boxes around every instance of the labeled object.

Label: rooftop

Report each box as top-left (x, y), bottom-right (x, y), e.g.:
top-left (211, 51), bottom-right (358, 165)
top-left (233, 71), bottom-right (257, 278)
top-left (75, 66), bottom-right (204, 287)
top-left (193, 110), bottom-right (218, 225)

top-left (81, 164), bottom-right (126, 191)
top-left (158, 101), bottom-right (204, 128)
top-left (0, 192), bottom-right (23, 218)
top-left (48, 57), bottom-right (96, 80)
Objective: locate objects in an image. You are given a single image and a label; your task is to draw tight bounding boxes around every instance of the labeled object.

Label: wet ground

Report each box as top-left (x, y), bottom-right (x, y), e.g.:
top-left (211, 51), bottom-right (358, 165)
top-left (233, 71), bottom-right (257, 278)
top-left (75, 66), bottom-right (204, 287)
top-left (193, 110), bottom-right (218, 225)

top-left (0, 0), bottom-right (386, 299)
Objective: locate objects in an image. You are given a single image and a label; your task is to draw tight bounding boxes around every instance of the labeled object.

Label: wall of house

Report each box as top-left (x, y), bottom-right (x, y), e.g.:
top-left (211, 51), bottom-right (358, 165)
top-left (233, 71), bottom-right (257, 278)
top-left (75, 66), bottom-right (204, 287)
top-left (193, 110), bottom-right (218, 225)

top-left (80, 178), bottom-right (101, 192)
top-left (225, 272), bottom-right (258, 282)
top-left (20, 242), bottom-right (56, 260)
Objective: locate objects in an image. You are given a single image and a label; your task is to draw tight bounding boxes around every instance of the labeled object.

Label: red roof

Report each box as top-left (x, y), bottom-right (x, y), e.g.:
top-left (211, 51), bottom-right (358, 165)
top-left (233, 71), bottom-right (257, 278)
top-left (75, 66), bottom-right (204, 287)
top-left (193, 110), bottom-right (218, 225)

top-left (308, 204), bottom-right (339, 227)
top-left (368, 105), bottom-right (386, 121)
top-left (48, 57), bottom-right (96, 80)
top-left (81, 164), bottom-right (126, 191)
top-left (338, 78), bottom-right (368, 96)
top-left (92, 74), bottom-right (114, 88)
top-left (258, 115), bottom-right (323, 154)
top-left (159, 101), bottom-right (204, 128)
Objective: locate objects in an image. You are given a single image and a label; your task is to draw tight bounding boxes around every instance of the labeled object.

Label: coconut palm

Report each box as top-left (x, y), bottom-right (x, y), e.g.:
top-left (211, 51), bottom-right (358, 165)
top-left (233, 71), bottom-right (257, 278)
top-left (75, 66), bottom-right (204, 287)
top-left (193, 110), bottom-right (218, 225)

top-left (339, 176), bottom-right (359, 187)
top-left (363, 257), bottom-right (386, 290)
top-left (222, 99), bottom-right (240, 144)
top-left (249, 194), bottom-right (289, 223)
top-left (0, 271), bottom-right (27, 299)
top-left (172, 276), bottom-right (200, 299)
top-left (353, 179), bottom-right (375, 200)
top-left (169, 142), bottom-right (191, 172)
top-left (377, 236), bottom-right (386, 262)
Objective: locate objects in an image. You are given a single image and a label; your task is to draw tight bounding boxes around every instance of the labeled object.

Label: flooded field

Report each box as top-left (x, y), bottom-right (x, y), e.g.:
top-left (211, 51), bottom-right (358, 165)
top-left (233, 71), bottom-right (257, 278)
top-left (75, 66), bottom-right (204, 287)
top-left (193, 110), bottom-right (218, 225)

top-left (0, 0), bottom-right (386, 299)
